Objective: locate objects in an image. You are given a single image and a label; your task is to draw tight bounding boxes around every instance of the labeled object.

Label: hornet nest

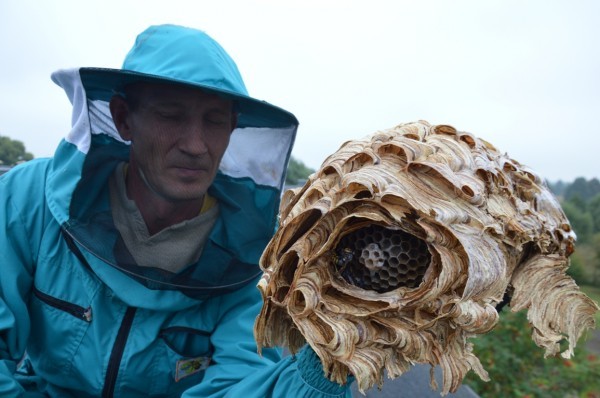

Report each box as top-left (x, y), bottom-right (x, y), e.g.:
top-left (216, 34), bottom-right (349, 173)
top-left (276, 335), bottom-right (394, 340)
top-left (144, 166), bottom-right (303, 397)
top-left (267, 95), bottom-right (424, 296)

top-left (254, 121), bottom-right (599, 395)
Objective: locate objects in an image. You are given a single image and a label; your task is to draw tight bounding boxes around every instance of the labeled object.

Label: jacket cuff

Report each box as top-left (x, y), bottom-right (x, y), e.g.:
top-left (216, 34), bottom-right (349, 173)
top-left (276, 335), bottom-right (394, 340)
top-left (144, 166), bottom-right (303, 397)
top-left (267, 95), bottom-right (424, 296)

top-left (295, 345), bottom-right (351, 396)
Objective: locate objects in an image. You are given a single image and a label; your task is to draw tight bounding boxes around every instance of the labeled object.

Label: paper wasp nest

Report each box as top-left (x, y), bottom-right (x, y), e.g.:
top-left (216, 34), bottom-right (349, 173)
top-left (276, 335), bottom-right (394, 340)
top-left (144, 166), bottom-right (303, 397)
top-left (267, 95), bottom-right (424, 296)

top-left (254, 121), bottom-right (599, 395)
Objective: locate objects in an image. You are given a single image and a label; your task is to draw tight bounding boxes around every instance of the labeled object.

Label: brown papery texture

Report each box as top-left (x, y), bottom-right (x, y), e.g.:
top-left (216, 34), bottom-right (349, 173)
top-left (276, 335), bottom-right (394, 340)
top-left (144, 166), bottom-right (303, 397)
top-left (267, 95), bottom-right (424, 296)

top-left (254, 121), bottom-right (599, 395)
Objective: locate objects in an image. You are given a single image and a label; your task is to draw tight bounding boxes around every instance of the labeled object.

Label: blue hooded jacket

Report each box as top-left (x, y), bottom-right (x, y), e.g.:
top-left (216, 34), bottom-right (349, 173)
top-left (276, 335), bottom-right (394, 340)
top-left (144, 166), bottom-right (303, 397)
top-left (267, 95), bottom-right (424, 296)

top-left (0, 25), bottom-right (351, 397)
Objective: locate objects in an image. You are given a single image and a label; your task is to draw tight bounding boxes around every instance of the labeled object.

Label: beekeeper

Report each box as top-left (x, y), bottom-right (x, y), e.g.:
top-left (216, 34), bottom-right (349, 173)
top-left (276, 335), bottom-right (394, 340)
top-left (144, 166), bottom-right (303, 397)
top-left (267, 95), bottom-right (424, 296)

top-left (0, 24), bottom-right (351, 397)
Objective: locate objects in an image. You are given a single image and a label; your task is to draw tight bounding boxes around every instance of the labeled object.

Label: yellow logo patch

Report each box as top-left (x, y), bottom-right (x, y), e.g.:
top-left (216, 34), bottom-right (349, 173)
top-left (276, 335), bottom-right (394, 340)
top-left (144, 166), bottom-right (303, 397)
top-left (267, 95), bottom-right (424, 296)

top-left (175, 356), bottom-right (211, 382)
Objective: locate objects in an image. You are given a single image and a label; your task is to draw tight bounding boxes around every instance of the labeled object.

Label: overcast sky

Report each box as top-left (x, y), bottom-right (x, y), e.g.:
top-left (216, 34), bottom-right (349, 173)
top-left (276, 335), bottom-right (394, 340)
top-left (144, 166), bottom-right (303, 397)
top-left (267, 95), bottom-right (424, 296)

top-left (1, 0), bottom-right (598, 182)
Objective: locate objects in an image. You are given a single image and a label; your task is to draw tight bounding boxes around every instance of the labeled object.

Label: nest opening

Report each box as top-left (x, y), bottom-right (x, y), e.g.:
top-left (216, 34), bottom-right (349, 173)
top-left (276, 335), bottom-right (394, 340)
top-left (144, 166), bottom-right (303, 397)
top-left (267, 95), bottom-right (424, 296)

top-left (333, 225), bottom-right (432, 292)
top-left (288, 290), bottom-right (308, 316)
top-left (279, 209), bottom-right (322, 254)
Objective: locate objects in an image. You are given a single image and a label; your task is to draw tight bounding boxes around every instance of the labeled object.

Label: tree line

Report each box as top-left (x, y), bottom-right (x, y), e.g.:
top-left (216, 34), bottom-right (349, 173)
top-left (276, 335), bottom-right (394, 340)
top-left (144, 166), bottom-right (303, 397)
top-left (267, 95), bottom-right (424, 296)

top-left (547, 177), bottom-right (600, 285)
top-left (547, 177), bottom-right (600, 245)
top-left (0, 135), bottom-right (33, 166)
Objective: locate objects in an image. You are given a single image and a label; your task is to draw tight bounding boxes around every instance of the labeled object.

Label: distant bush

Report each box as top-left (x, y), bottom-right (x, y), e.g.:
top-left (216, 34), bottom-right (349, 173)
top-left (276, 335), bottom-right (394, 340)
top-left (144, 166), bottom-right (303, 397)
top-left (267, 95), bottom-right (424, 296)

top-left (0, 135), bottom-right (34, 165)
top-left (564, 177), bottom-right (600, 203)
top-left (286, 156), bottom-right (315, 185)
top-left (568, 254), bottom-right (590, 286)
top-left (464, 307), bottom-right (600, 398)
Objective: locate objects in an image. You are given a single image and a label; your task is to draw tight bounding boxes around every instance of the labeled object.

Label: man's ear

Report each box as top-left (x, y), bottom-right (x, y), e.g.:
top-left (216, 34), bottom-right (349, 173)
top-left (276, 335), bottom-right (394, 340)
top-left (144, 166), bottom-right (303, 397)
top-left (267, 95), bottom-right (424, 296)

top-left (109, 95), bottom-right (133, 141)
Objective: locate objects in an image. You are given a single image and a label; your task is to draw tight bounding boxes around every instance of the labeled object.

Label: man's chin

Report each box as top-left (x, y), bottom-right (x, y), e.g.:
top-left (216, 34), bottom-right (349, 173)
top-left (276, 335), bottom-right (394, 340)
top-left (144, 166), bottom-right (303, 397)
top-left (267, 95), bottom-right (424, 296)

top-left (165, 185), bottom-right (209, 203)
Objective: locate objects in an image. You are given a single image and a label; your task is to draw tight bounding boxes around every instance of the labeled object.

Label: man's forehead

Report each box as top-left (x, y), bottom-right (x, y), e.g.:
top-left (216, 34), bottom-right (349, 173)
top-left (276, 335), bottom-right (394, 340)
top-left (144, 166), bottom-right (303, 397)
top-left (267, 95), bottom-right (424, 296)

top-left (128, 82), bottom-right (231, 106)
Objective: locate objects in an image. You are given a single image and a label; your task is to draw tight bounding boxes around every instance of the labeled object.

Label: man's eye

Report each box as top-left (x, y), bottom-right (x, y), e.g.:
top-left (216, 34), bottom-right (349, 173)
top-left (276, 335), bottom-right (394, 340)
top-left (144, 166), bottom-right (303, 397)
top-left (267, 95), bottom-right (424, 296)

top-left (157, 111), bottom-right (184, 121)
top-left (205, 116), bottom-right (228, 126)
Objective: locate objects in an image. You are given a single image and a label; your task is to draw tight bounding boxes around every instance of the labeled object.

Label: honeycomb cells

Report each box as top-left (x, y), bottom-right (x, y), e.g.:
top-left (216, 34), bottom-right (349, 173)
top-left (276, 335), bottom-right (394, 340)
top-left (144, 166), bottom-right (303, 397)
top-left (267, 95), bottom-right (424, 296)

top-left (334, 225), bottom-right (431, 292)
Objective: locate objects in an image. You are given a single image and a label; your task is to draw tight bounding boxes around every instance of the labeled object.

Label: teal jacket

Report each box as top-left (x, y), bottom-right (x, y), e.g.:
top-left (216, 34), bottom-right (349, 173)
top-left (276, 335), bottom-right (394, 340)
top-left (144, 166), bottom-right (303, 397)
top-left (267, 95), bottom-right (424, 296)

top-left (0, 68), bottom-right (351, 397)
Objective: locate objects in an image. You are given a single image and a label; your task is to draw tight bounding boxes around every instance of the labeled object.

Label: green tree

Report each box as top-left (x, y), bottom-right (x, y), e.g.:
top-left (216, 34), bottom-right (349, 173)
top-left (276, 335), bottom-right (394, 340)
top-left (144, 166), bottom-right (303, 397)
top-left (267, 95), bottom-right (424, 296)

top-left (547, 180), bottom-right (568, 198)
top-left (566, 253), bottom-right (588, 285)
top-left (591, 233), bottom-right (600, 285)
top-left (465, 307), bottom-right (600, 397)
top-left (588, 194), bottom-right (600, 233)
top-left (0, 135), bottom-right (34, 165)
top-left (286, 156), bottom-right (315, 186)
top-left (562, 201), bottom-right (593, 243)
top-left (564, 177), bottom-right (600, 202)
top-left (568, 194), bottom-right (588, 213)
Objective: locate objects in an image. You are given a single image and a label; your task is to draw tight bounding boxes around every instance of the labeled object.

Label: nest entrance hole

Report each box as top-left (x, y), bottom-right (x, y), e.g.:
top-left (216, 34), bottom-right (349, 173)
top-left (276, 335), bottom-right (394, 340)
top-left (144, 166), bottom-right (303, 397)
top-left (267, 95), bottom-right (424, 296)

top-left (334, 225), bottom-right (431, 292)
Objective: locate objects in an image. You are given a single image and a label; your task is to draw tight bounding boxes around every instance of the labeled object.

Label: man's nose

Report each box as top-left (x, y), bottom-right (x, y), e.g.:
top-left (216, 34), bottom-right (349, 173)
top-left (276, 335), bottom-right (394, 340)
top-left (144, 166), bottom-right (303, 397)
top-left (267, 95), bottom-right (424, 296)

top-left (179, 121), bottom-right (209, 156)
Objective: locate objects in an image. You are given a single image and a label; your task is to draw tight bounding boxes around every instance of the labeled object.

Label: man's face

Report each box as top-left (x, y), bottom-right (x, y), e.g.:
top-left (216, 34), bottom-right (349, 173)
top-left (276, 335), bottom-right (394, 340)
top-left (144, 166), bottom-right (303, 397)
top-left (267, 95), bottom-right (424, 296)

top-left (113, 82), bottom-right (235, 203)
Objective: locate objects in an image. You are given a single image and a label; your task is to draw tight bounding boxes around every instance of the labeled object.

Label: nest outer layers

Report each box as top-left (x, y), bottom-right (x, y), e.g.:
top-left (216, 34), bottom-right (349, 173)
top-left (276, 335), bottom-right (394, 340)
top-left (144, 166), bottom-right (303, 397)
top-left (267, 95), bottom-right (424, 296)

top-left (254, 121), bottom-right (599, 395)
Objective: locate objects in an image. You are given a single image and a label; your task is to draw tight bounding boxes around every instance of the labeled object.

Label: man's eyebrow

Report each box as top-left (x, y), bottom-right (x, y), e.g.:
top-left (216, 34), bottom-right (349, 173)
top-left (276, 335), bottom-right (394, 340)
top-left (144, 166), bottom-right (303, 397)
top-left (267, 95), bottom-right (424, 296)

top-left (147, 99), bottom-right (231, 111)
top-left (206, 108), bottom-right (230, 115)
top-left (148, 100), bottom-right (186, 108)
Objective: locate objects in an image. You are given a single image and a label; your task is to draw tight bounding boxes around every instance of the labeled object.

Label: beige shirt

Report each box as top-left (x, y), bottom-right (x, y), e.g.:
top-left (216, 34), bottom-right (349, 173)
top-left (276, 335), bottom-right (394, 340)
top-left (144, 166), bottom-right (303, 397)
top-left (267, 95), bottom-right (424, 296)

top-left (109, 162), bottom-right (219, 273)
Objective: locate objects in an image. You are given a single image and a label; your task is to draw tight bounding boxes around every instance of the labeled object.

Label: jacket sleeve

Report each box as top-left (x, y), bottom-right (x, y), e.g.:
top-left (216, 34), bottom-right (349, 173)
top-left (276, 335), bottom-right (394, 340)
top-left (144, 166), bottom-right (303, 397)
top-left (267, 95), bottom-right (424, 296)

top-left (181, 279), bottom-right (352, 398)
top-left (0, 176), bottom-right (37, 397)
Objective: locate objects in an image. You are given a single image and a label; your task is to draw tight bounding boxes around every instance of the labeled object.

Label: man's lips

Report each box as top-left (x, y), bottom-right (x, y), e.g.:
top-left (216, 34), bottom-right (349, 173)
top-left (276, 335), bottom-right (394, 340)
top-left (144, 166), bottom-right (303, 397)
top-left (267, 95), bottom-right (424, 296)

top-left (172, 165), bottom-right (209, 179)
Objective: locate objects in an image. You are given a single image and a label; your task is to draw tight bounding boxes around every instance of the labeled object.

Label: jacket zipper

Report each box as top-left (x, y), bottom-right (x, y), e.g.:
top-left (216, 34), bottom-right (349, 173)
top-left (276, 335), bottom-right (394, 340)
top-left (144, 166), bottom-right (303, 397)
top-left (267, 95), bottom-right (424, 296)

top-left (102, 306), bottom-right (137, 398)
top-left (32, 286), bottom-right (92, 322)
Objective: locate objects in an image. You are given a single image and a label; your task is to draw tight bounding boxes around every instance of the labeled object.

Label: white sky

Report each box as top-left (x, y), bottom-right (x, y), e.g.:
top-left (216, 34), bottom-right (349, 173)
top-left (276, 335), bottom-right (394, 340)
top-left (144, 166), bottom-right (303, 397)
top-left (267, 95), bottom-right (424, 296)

top-left (1, 0), bottom-right (599, 182)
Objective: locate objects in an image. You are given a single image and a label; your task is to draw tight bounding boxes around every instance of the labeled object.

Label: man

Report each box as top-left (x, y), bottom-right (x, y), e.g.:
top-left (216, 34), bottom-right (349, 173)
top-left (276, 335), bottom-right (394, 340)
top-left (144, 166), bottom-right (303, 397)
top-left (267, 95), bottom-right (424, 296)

top-left (0, 24), bottom-right (351, 397)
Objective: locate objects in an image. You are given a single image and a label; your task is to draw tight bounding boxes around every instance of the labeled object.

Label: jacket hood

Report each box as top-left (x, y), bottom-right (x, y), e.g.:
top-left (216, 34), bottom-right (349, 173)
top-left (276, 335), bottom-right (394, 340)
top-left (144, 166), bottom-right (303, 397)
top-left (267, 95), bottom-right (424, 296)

top-left (78, 24), bottom-right (297, 129)
top-left (46, 61), bottom-right (297, 302)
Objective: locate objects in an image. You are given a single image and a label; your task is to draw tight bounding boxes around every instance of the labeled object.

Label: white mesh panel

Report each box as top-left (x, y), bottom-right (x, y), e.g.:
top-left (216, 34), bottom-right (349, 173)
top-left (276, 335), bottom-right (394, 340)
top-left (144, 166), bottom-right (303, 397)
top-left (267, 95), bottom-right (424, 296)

top-left (52, 69), bottom-right (129, 153)
top-left (51, 69), bottom-right (92, 154)
top-left (88, 100), bottom-right (128, 143)
top-left (220, 126), bottom-right (296, 189)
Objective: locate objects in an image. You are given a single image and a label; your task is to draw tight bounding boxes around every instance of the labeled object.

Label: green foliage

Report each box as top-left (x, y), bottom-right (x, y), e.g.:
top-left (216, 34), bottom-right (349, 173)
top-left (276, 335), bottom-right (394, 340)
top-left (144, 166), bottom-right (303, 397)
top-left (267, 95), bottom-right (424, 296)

top-left (0, 135), bottom-right (33, 165)
top-left (569, 194), bottom-right (588, 213)
top-left (465, 308), bottom-right (600, 398)
top-left (590, 233), bottom-right (600, 285)
top-left (562, 201), bottom-right (593, 243)
top-left (589, 195), bottom-right (600, 233)
top-left (570, 237), bottom-right (600, 286)
top-left (546, 180), bottom-right (568, 197)
top-left (556, 178), bottom-right (600, 286)
top-left (567, 254), bottom-right (589, 285)
top-left (286, 156), bottom-right (315, 186)
top-left (565, 177), bottom-right (600, 202)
